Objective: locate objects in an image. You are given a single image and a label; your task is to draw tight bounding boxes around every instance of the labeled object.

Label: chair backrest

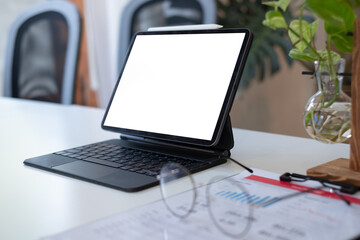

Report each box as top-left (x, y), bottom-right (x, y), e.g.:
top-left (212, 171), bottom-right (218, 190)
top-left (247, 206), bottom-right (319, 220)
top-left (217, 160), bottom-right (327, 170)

top-left (118, 0), bottom-right (216, 72)
top-left (3, 0), bottom-right (81, 104)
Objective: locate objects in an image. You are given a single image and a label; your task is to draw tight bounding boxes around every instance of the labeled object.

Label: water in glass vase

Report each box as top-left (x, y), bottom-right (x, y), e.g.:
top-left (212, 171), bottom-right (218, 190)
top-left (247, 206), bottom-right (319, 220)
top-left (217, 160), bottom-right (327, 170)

top-left (303, 58), bottom-right (351, 144)
top-left (304, 102), bottom-right (351, 144)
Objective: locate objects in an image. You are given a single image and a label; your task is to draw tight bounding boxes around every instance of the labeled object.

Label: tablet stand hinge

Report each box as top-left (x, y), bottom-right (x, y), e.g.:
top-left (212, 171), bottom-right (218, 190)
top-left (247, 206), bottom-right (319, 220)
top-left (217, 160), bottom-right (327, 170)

top-left (120, 115), bottom-right (234, 156)
top-left (120, 134), bottom-right (221, 155)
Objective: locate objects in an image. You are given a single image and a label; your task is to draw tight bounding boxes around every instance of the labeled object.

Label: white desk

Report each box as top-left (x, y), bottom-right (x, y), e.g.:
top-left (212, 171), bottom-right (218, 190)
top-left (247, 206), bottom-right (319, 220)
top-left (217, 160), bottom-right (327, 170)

top-left (0, 97), bottom-right (351, 240)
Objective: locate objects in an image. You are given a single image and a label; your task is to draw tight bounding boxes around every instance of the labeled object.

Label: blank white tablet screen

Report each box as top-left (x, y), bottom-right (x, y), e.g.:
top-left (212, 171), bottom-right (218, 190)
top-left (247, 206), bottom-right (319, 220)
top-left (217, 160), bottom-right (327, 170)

top-left (104, 32), bottom-right (245, 141)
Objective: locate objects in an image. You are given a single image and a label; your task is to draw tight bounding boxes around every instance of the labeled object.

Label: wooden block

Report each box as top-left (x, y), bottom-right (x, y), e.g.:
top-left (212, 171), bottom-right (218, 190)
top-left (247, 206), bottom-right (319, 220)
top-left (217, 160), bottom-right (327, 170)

top-left (350, 18), bottom-right (360, 171)
top-left (307, 158), bottom-right (360, 186)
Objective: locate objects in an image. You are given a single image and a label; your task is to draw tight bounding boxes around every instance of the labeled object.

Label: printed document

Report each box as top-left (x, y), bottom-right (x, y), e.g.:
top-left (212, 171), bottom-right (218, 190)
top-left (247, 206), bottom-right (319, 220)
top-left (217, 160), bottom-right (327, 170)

top-left (42, 169), bottom-right (360, 240)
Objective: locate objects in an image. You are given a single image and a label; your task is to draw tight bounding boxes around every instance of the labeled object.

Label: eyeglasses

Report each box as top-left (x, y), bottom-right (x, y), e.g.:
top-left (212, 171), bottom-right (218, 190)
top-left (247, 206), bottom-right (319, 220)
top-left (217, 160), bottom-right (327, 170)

top-left (157, 159), bottom-right (254, 239)
top-left (158, 162), bottom-right (358, 238)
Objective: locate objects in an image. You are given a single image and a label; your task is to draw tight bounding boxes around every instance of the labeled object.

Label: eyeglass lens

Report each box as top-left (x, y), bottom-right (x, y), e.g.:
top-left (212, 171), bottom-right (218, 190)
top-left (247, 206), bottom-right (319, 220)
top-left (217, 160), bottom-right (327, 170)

top-left (159, 162), bottom-right (253, 238)
top-left (159, 162), bottom-right (196, 218)
top-left (207, 177), bottom-right (253, 238)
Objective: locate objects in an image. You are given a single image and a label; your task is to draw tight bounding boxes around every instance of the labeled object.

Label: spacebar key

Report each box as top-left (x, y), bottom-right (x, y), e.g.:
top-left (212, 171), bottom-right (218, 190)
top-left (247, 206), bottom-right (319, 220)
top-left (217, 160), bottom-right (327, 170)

top-left (83, 157), bottom-right (121, 168)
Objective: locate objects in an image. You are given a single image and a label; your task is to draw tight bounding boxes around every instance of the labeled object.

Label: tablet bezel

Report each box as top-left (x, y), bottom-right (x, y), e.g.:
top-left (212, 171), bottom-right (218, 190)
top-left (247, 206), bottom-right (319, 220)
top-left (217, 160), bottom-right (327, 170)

top-left (101, 28), bottom-right (253, 148)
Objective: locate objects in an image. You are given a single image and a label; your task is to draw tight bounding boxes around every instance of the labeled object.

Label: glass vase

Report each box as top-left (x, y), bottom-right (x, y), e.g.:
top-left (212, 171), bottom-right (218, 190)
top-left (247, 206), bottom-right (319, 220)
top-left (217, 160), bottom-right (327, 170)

top-left (303, 58), bottom-right (351, 144)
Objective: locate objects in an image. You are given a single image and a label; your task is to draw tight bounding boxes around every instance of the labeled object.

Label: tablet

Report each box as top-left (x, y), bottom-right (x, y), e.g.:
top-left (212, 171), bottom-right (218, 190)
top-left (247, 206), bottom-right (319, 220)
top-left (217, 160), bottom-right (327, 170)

top-left (102, 28), bottom-right (253, 147)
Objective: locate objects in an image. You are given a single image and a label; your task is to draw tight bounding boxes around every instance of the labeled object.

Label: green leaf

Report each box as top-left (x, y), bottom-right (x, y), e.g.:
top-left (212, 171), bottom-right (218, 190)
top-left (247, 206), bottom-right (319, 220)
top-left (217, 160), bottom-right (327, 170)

top-left (262, 0), bottom-right (290, 11)
top-left (288, 20), bottom-right (318, 51)
top-left (330, 33), bottom-right (353, 52)
top-left (262, 1), bottom-right (279, 8)
top-left (306, 0), bottom-right (355, 54)
top-left (289, 48), bottom-right (319, 61)
top-left (348, 0), bottom-right (360, 8)
top-left (304, 111), bottom-right (312, 126)
top-left (310, 20), bottom-right (319, 38)
top-left (316, 50), bottom-right (341, 62)
top-left (262, 10), bottom-right (287, 30)
top-left (278, 0), bottom-right (291, 11)
top-left (306, 0), bottom-right (355, 34)
top-left (267, 33), bottom-right (294, 66)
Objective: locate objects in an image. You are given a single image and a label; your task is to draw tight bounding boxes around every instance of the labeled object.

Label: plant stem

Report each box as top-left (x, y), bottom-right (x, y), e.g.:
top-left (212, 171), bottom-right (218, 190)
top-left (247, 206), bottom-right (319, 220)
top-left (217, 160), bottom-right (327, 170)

top-left (299, 5), bottom-right (305, 42)
top-left (323, 36), bottom-right (339, 108)
top-left (337, 120), bottom-right (350, 142)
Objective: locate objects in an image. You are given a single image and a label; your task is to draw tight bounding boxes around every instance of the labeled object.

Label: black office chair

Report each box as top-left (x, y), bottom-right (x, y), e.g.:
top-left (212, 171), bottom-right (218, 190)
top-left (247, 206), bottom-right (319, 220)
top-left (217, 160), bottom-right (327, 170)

top-left (3, 0), bottom-right (81, 104)
top-left (118, 0), bottom-right (216, 71)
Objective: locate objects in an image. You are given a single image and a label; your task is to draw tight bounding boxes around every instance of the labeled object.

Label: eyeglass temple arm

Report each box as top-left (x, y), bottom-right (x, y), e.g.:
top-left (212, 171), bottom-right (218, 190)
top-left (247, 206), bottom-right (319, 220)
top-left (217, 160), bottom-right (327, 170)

top-left (323, 184), bottom-right (351, 206)
top-left (228, 157), bottom-right (253, 173)
top-left (260, 185), bottom-right (351, 207)
top-left (257, 186), bottom-right (324, 207)
top-left (281, 172), bottom-right (352, 206)
top-left (281, 172), bottom-right (359, 194)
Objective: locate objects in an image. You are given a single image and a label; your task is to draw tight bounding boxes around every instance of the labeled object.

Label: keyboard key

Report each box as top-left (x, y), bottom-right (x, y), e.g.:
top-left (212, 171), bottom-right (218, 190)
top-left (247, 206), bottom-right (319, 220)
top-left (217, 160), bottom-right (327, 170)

top-left (107, 152), bottom-right (118, 156)
top-left (65, 149), bottom-right (81, 153)
top-left (120, 166), bottom-right (132, 170)
top-left (55, 151), bottom-right (67, 155)
top-left (108, 157), bottom-right (121, 162)
top-left (61, 153), bottom-right (72, 156)
top-left (143, 169), bottom-right (157, 176)
top-left (131, 156), bottom-right (143, 161)
top-left (129, 167), bottom-right (142, 172)
top-left (115, 159), bottom-right (128, 164)
top-left (83, 157), bottom-right (121, 168)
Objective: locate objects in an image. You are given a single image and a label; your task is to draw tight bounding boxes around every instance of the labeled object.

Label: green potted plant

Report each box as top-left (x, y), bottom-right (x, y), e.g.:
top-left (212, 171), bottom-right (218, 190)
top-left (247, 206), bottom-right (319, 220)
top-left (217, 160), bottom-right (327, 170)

top-left (262, 0), bottom-right (357, 143)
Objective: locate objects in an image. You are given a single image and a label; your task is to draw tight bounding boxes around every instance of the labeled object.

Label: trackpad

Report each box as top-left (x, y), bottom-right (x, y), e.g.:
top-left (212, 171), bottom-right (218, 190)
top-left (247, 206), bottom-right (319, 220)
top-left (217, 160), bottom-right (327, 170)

top-left (97, 171), bottom-right (157, 191)
top-left (53, 160), bottom-right (119, 179)
top-left (53, 160), bottom-right (157, 191)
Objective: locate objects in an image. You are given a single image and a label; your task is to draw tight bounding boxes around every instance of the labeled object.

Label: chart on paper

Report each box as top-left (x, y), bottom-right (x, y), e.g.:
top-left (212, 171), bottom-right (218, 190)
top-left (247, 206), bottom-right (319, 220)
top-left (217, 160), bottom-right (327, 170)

top-left (42, 169), bottom-right (360, 240)
top-left (215, 190), bottom-right (281, 208)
